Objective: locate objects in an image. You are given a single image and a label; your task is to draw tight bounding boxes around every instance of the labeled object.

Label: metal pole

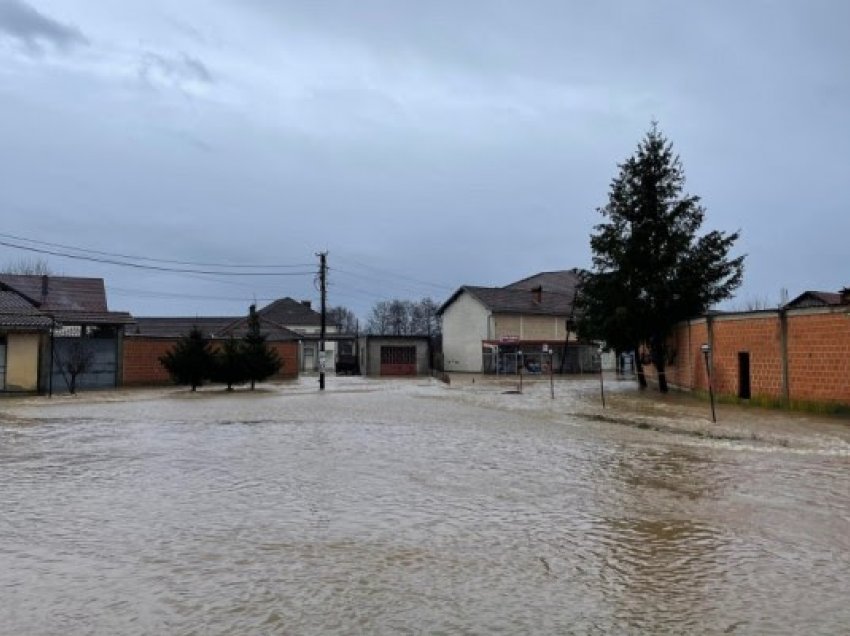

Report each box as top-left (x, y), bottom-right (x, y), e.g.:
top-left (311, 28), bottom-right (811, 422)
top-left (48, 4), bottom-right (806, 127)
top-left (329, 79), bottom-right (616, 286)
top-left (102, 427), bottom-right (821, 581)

top-left (703, 349), bottom-right (716, 423)
top-left (599, 353), bottom-right (605, 409)
top-left (518, 351), bottom-right (523, 394)
top-left (48, 317), bottom-right (55, 398)
top-left (549, 350), bottom-right (554, 399)
top-left (319, 252), bottom-right (327, 391)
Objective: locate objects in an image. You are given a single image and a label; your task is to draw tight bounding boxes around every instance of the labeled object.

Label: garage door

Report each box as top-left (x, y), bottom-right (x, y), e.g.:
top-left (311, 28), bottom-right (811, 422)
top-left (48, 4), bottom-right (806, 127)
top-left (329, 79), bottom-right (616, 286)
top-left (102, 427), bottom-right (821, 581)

top-left (380, 346), bottom-right (416, 376)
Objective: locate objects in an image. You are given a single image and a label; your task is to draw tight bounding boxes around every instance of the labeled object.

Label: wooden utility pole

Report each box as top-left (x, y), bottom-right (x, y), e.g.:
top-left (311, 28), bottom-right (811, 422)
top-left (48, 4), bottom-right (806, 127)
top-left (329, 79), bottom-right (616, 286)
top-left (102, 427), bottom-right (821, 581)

top-left (319, 251), bottom-right (327, 391)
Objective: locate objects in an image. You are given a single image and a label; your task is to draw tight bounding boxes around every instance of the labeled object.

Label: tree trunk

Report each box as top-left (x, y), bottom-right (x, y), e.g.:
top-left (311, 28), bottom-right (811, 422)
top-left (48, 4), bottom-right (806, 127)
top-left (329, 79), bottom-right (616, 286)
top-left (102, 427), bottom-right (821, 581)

top-left (651, 339), bottom-right (669, 393)
top-left (69, 373), bottom-right (77, 395)
top-left (251, 379), bottom-right (256, 390)
top-left (634, 345), bottom-right (647, 389)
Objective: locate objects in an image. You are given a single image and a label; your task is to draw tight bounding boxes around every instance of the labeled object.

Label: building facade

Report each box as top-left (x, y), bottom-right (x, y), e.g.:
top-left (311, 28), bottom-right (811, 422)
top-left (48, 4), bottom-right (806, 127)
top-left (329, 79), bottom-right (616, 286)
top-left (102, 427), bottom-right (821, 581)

top-left (439, 270), bottom-right (596, 373)
top-left (357, 335), bottom-right (431, 377)
top-left (0, 275), bottom-right (133, 394)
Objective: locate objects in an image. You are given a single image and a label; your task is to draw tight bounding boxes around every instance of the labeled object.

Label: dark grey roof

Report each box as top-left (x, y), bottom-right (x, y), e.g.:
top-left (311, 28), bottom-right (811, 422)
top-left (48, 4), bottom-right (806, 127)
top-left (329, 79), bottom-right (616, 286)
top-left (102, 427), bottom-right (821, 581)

top-left (503, 269), bottom-right (581, 294)
top-left (258, 297), bottom-right (322, 326)
top-left (127, 315), bottom-right (299, 341)
top-left (51, 310), bottom-right (135, 326)
top-left (218, 315), bottom-right (300, 341)
top-left (784, 291), bottom-right (843, 308)
top-left (0, 291), bottom-right (52, 329)
top-left (464, 286), bottom-right (575, 315)
top-left (127, 317), bottom-right (237, 338)
top-left (439, 269), bottom-right (580, 316)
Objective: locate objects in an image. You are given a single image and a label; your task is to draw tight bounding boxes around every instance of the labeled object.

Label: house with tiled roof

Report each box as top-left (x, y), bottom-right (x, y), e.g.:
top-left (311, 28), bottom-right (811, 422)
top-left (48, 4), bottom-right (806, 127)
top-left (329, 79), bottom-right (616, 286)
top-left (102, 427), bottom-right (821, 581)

top-left (783, 289), bottom-right (850, 309)
top-left (438, 270), bottom-right (596, 373)
top-left (0, 274), bottom-right (133, 393)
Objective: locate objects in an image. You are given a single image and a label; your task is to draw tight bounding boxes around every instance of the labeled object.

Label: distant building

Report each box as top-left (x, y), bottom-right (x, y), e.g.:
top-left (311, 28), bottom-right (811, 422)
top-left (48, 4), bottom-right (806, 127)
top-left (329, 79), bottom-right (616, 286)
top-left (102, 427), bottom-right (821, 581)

top-left (357, 335), bottom-right (431, 377)
top-left (439, 270), bottom-right (596, 374)
top-left (124, 311), bottom-right (301, 386)
top-left (783, 288), bottom-right (850, 309)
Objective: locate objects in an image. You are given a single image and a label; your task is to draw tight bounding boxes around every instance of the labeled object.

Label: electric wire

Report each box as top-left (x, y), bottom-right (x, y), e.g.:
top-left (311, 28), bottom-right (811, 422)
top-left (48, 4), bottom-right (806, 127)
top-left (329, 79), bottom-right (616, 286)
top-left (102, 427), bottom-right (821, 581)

top-left (0, 240), bottom-right (316, 276)
top-left (0, 232), bottom-right (313, 268)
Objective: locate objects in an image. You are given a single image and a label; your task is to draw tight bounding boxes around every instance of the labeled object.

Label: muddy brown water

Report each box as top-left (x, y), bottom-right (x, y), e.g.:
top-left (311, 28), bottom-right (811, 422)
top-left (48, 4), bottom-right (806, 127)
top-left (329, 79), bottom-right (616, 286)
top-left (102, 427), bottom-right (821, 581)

top-left (2, 377), bottom-right (849, 634)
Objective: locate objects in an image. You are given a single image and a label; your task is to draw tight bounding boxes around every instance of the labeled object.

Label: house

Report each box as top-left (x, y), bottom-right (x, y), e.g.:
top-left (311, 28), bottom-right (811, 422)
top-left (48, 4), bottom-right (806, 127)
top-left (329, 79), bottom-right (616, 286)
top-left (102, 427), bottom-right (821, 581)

top-left (439, 270), bottom-right (596, 373)
top-left (123, 309), bottom-right (301, 386)
top-left (0, 274), bottom-right (134, 393)
top-left (254, 298), bottom-right (351, 372)
top-left (784, 288), bottom-right (850, 309)
top-left (357, 335), bottom-right (431, 377)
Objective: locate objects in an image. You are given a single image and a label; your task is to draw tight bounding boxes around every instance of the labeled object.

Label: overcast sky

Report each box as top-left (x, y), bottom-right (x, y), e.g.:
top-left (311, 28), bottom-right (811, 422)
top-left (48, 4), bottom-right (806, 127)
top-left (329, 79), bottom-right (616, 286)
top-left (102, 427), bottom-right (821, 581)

top-left (1, 0), bottom-right (848, 319)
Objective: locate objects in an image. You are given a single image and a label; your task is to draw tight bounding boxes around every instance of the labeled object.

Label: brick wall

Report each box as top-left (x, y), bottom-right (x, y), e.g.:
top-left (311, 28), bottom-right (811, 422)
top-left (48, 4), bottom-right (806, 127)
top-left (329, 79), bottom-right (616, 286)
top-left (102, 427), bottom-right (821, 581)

top-left (787, 311), bottom-right (850, 403)
top-left (650, 306), bottom-right (850, 407)
top-left (123, 338), bottom-right (299, 386)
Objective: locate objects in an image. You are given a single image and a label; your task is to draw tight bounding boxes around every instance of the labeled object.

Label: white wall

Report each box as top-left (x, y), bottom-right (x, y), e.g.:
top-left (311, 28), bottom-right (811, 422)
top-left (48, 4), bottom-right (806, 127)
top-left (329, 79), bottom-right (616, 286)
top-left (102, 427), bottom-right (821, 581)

top-left (441, 292), bottom-right (490, 372)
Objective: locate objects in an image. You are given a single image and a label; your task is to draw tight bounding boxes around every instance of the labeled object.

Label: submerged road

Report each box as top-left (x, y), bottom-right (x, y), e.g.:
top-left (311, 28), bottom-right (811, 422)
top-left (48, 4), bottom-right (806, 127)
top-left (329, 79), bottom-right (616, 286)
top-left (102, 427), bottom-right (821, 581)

top-left (2, 377), bottom-right (849, 634)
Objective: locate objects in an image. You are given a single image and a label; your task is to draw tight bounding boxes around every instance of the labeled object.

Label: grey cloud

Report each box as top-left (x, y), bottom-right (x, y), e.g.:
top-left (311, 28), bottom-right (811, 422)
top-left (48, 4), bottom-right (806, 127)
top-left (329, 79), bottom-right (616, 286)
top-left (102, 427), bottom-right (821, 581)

top-left (138, 51), bottom-right (214, 90)
top-left (0, 0), bottom-right (88, 53)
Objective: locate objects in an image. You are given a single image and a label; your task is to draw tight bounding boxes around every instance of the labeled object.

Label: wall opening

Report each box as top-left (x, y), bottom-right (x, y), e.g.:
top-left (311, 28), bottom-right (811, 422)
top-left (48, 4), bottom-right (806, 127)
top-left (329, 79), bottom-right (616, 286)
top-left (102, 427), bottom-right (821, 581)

top-left (738, 351), bottom-right (751, 399)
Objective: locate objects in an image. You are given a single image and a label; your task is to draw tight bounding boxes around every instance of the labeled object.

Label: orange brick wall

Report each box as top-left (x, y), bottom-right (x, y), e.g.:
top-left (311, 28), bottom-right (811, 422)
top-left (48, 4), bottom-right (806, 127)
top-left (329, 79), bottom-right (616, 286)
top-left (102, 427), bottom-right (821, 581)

top-left (664, 320), bottom-right (710, 391)
top-left (787, 312), bottom-right (850, 403)
top-left (648, 307), bottom-right (850, 406)
top-left (123, 338), bottom-right (299, 386)
top-left (711, 316), bottom-right (783, 398)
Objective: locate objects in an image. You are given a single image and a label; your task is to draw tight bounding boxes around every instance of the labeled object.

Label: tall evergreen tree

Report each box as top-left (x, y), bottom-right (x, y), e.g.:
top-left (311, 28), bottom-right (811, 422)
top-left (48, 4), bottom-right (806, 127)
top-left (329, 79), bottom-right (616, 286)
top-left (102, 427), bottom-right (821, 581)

top-left (242, 305), bottom-right (282, 390)
top-left (578, 123), bottom-right (744, 392)
top-left (213, 336), bottom-right (247, 391)
top-left (159, 326), bottom-right (216, 391)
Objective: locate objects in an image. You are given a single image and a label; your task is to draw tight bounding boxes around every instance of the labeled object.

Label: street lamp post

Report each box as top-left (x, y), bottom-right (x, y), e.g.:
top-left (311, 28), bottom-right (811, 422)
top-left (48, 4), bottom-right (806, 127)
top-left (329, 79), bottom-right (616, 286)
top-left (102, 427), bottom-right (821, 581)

top-left (518, 350), bottom-right (523, 394)
top-left (701, 343), bottom-right (717, 423)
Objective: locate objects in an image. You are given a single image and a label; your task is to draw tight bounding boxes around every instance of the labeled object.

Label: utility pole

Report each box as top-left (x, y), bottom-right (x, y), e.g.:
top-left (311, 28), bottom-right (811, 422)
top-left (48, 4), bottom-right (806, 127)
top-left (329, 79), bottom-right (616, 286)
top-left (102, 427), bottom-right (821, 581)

top-left (318, 252), bottom-right (327, 391)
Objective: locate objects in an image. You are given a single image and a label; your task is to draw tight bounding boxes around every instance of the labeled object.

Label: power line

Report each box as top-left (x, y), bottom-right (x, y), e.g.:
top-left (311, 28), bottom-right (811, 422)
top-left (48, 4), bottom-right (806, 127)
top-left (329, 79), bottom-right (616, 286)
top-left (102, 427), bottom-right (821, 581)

top-left (332, 255), bottom-right (454, 291)
top-left (0, 232), bottom-right (313, 268)
top-left (0, 239), bottom-right (315, 276)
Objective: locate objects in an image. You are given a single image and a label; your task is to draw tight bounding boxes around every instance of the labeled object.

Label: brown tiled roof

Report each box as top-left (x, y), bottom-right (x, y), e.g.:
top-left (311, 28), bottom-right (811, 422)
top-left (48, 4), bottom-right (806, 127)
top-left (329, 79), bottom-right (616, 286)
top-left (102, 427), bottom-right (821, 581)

top-left (0, 274), bottom-right (108, 311)
top-left (0, 291), bottom-right (52, 329)
top-left (258, 297), bottom-right (322, 327)
top-left (784, 291), bottom-right (842, 308)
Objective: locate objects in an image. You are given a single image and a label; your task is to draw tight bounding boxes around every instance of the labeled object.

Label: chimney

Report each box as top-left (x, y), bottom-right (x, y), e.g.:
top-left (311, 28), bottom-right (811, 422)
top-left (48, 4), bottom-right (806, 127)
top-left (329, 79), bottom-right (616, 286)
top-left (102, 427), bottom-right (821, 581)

top-left (531, 285), bottom-right (542, 304)
top-left (840, 287), bottom-right (850, 305)
top-left (301, 300), bottom-right (312, 309)
top-left (41, 275), bottom-right (49, 304)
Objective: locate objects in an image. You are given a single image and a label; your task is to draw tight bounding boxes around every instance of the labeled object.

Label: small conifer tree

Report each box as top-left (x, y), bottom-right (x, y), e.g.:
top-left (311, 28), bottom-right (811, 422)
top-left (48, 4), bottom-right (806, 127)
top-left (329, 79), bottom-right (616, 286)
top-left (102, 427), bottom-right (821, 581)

top-left (242, 305), bottom-right (282, 390)
top-left (159, 326), bottom-right (216, 391)
top-left (213, 336), bottom-right (248, 391)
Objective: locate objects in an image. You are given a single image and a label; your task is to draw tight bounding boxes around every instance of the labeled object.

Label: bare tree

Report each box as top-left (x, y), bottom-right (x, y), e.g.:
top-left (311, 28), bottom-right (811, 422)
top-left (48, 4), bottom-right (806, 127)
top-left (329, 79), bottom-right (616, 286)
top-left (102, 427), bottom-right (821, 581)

top-left (56, 339), bottom-right (95, 395)
top-left (366, 297), bottom-right (441, 335)
top-left (328, 305), bottom-right (358, 333)
top-left (1, 257), bottom-right (53, 275)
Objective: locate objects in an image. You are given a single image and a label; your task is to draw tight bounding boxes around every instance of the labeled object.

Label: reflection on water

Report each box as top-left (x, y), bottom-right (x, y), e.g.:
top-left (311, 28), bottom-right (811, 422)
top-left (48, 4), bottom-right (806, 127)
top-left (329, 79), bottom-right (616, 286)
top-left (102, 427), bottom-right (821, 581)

top-left (1, 377), bottom-right (849, 634)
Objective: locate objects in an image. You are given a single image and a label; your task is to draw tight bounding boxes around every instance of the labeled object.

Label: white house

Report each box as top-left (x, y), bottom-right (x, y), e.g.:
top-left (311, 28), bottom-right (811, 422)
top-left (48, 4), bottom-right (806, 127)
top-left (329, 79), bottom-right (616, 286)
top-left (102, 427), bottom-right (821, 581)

top-left (439, 270), bottom-right (595, 374)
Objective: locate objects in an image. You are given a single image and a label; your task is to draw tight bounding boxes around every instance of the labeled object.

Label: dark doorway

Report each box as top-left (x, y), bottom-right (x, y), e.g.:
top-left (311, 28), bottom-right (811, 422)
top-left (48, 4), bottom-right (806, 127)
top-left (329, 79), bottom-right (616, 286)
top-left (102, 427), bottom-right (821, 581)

top-left (738, 352), bottom-right (751, 399)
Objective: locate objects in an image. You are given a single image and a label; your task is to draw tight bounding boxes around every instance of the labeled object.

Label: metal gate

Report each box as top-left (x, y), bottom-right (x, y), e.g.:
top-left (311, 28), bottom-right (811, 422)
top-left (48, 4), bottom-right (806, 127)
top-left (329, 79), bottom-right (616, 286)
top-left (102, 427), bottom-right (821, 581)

top-left (51, 337), bottom-right (118, 392)
top-left (380, 345), bottom-right (416, 376)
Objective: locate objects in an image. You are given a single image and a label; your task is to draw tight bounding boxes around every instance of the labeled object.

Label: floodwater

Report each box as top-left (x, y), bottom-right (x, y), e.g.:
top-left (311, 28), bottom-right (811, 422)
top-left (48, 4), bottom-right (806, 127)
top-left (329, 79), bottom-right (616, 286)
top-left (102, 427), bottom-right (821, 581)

top-left (2, 376), bottom-right (850, 635)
